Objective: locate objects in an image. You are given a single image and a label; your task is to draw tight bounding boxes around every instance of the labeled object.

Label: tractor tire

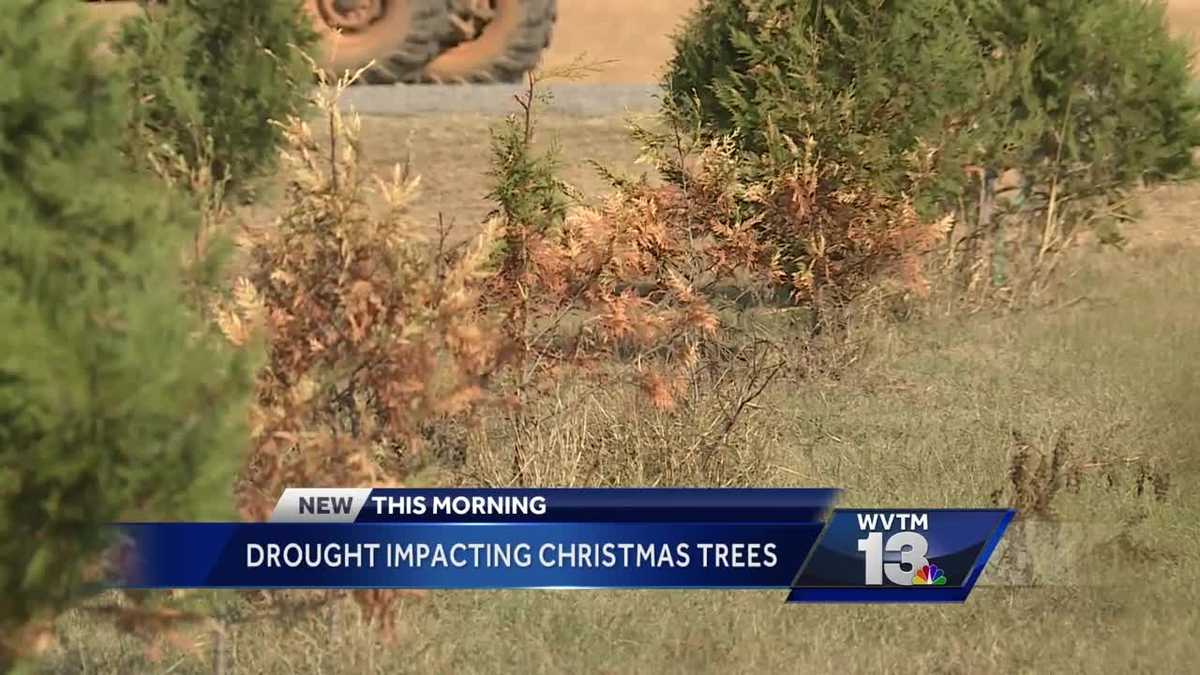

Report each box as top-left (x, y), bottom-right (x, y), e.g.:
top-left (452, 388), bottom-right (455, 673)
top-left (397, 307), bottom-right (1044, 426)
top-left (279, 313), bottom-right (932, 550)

top-left (306, 0), bottom-right (450, 85)
top-left (423, 0), bottom-right (556, 83)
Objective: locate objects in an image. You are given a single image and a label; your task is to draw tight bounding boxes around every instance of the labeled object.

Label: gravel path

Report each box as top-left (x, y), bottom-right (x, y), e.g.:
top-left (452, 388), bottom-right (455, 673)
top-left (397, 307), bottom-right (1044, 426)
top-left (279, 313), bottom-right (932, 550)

top-left (338, 83), bottom-right (662, 117)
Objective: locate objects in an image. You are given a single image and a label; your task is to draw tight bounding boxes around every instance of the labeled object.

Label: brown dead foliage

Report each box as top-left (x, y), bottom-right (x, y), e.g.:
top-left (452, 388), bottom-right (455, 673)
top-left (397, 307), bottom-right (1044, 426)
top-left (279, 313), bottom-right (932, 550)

top-left (149, 64), bottom-right (953, 640)
top-left (212, 76), bottom-right (505, 520)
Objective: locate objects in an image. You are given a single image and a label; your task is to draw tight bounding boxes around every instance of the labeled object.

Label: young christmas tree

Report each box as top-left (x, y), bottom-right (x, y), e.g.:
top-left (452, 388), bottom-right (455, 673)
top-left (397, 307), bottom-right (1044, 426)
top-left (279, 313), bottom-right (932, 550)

top-left (0, 0), bottom-right (255, 666)
top-left (972, 0), bottom-right (1200, 195)
top-left (664, 0), bottom-right (1016, 212)
top-left (664, 0), bottom-right (1200, 300)
top-left (667, 0), bottom-right (1200, 219)
top-left (115, 0), bottom-right (318, 196)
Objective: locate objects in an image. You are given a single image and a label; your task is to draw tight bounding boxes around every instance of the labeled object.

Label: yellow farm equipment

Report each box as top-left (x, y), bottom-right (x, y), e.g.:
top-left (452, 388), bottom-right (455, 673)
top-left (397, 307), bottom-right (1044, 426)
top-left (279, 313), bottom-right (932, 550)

top-left (86, 0), bottom-right (557, 83)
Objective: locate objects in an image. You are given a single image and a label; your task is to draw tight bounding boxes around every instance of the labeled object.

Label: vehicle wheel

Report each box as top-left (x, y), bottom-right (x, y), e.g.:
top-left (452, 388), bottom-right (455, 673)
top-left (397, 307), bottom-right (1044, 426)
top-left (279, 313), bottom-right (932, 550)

top-left (307, 0), bottom-right (450, 84)
top-left (423, 0), bottom-right (556, 83)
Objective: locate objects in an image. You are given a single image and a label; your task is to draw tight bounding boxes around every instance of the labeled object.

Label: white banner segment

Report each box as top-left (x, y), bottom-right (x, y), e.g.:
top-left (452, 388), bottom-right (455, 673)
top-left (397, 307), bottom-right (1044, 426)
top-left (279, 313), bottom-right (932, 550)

top-left (269, 488), bottom-right (373, 523)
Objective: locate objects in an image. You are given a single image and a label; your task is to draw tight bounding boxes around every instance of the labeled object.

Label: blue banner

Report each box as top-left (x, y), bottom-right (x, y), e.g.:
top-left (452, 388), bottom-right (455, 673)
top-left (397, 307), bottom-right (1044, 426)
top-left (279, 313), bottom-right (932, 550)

top-left (119, 522), bottom-right (824, 589)
top-left (111, 489), bottom-right (1014, 602)
top-left (787, 509), bottom-right (1015, 603)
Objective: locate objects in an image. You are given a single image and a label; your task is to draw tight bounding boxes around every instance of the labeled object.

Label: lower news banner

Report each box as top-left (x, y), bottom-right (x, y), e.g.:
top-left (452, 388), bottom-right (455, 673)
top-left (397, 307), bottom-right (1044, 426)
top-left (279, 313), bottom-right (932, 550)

top-left (111, 489), bottom-right (1014, 603)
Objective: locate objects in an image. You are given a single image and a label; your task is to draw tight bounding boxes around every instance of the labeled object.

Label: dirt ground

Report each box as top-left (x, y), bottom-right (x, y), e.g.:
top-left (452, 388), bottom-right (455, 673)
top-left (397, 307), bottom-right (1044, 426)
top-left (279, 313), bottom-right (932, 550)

top-left (1170, 0), bottom-right (1200, 40)
top-left (543, 1), bottom-right (698, 83)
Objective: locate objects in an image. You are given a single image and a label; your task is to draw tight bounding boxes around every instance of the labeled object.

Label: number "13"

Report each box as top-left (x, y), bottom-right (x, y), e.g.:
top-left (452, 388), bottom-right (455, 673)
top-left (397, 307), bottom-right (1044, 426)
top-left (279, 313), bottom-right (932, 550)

top-left (857, 531), bottom-right (930, 585)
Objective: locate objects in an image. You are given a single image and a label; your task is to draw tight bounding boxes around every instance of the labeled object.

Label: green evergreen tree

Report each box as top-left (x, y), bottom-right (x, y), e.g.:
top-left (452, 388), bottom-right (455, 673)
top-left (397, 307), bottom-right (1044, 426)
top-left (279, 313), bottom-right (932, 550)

top-left (664, 0), bottom-right (1022, 215)
top-left (666, 0), bottom-right (1200, 219)
top-left (973, 0), bottom-right (1200, 195)
top-left (0, 0), bottom-right (255, 667)
top-left (115, 0), bottom-right (318, 196)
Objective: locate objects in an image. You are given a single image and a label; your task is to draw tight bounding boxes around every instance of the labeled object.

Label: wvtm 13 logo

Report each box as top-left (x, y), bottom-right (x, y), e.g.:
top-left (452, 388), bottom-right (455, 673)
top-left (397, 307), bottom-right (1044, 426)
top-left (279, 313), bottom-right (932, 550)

top-left (855, 512), bottom-right (948, 587)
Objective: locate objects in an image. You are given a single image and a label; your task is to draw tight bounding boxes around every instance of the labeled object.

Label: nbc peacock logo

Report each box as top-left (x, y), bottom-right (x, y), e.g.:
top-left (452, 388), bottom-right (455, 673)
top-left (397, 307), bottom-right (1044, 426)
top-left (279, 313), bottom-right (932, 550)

top-left (912, 563), bottom-right (948, 586)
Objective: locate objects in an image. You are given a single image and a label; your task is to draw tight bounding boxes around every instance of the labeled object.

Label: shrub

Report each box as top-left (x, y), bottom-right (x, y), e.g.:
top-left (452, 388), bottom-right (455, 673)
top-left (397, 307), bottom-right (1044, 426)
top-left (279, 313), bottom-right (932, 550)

top-left (0, 0), bottom-right (255, 667)
top-left (483, 77), bottom-right (779, 416)
top-left (114, 0), bottom-right (318, 198)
